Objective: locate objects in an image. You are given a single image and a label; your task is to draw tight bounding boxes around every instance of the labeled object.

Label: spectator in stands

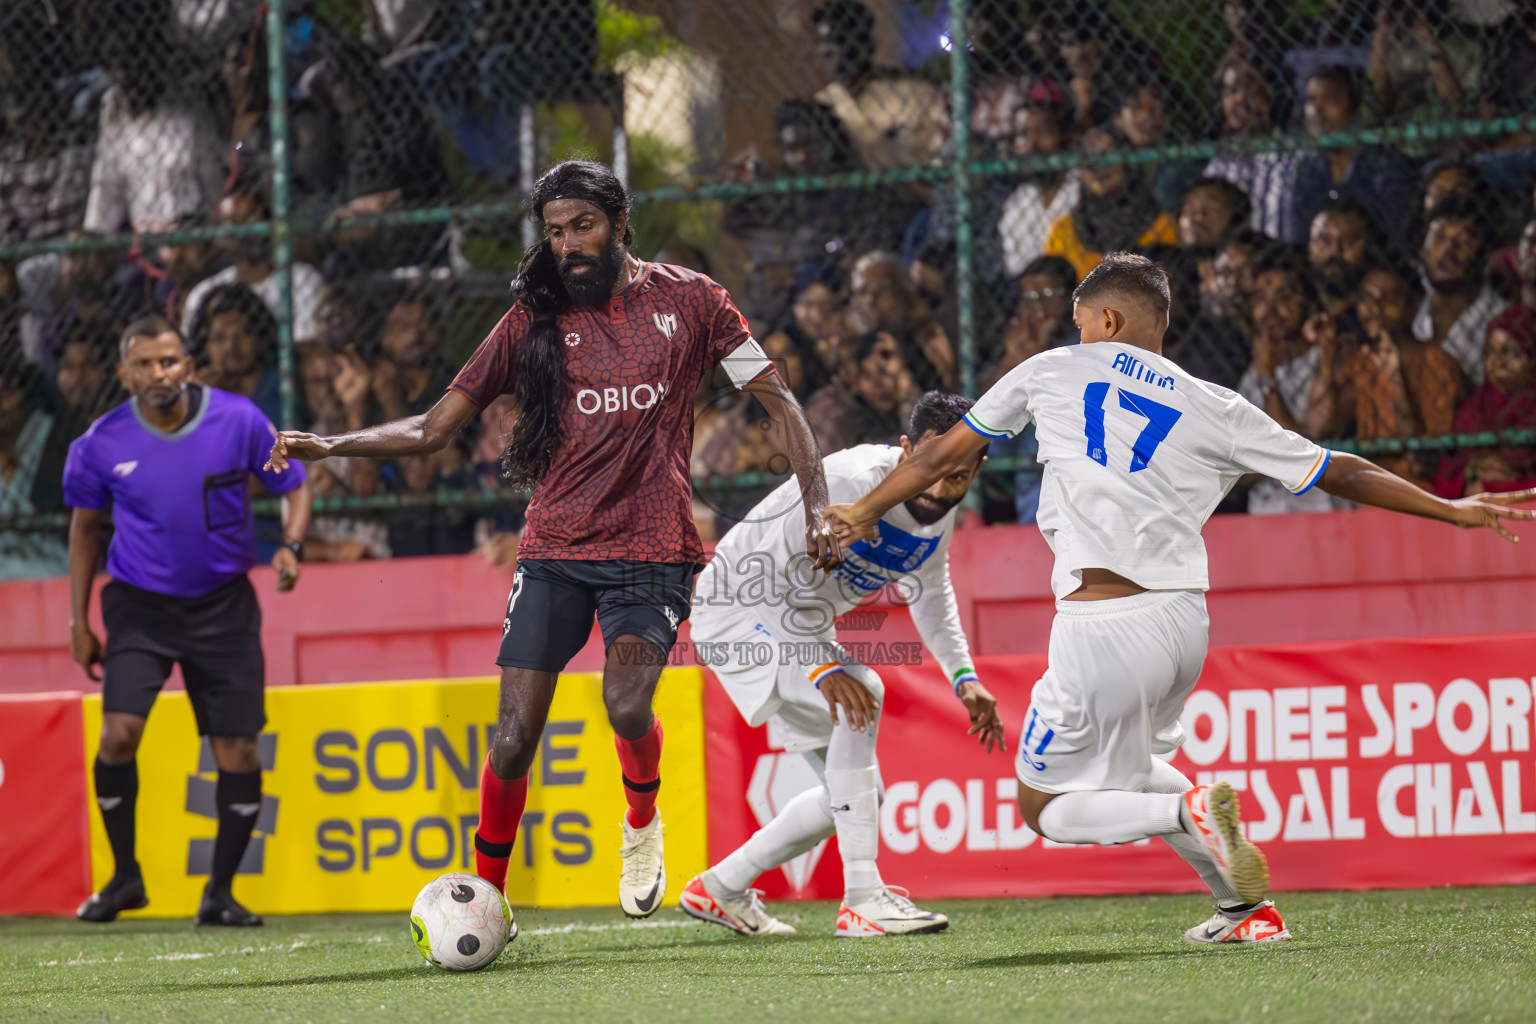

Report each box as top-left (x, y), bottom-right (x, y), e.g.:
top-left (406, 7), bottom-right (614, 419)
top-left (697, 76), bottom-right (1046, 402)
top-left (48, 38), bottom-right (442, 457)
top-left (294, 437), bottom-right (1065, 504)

top-left (1433, 306), bottom-right (1536, 498)
top-left (0, 6), bottom-right (94, 245)
top-left (1168, 228), bottom-right (1266, 390)
top-left (1284, 0), bottom-right (1375, 111)
top-left (1204, 56), bottom-right (1311, 243)
top-left (1240, 247), bottom-right (1348, 513)
top-left (1307, 200), bottom-right (1384, 318)
top-left (0, 362), bottom-right (67, 579)
top-left (759, 279), bottom-right (845, 403)
top-left (1293, 66), bottom-right (1415, 248)
top-left (1477, 6), bottom-right (1536, 123)
top-left (1414, 198), bottom-right (1508, 386)
top-left (1044, 127), bottom-right (1176, 281)
top-left (1110, 80), bottom-right (1203, 216)
top-left (988, 257), bottom-right (1079, 390)
top-left (1217, 0), bottom-right (1291, 111)
top-left (1176, 179), bottom-right (1252, 253)
top-left (998, 93), bottom-right (1079, 279)
top-left (847, 252), bottom-right (954, 391)
top-left (181, 190), bottom-right (326, 346)
top-left (1053, 4), bottom-right (1163, 134)
top-left (84, 0), bottom-right (225, 236)
top-left (804, 329), bottom-right (917, 456)
top-left (1342, 264), bottom-right (1464, 483)
top-left (190, 283), bottom-right (283, 424)
top-left (371, 288), bottom-right (456, 421)
top-left (18, 249), bottom-right (151, 376)
top-left (293, 342), bottom-right (389, 561)
top-left (810, 1), bottom-right (945, 172)
top-left (28, 330), bottom-right (119, 516)
top-left (1519, 220), bottom-right (1536, 312)
top-left (1371, 0), bottom-right (1475, 137)
top-left (725, 99), bottom-right (902, 324)
top-left (382, 445), bottom-right (478, 557)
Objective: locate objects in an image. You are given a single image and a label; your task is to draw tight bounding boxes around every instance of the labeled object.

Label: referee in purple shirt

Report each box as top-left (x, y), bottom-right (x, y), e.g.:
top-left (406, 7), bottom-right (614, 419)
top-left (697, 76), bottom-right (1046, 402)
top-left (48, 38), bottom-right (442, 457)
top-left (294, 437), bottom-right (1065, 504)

top-left (63, 316), bottom-right (312, 927)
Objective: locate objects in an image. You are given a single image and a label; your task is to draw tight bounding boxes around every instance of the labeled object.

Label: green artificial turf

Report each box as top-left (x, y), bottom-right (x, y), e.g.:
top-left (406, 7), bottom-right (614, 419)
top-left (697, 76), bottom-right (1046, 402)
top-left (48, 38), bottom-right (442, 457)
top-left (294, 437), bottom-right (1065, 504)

top-left (2, 888), bottom-right (1534, 1023)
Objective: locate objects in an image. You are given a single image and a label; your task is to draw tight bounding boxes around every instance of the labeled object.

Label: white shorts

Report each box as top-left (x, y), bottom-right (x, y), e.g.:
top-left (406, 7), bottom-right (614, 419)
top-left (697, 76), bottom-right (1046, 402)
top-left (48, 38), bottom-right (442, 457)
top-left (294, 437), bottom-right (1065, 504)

top-left (691, 607), bottom-right (885, 753)
top-left (1014, 589), bottom-right (1209, 795)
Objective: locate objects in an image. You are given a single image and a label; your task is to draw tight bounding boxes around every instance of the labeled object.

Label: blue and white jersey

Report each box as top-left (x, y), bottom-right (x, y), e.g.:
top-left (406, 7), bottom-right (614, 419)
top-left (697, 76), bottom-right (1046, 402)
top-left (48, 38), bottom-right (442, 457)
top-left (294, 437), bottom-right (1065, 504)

top-left (698, 445), bottom-right (975, 688)
top-left (964, 342), bottom-right (1330, 599)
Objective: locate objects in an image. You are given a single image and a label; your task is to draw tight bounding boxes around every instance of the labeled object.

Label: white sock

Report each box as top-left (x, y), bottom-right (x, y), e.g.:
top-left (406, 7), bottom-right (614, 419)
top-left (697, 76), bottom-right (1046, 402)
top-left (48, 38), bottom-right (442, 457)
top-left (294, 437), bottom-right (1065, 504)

top-left (1036, 790), bottom-right (1183, 845)
top-left (707, 785), bottom-right (834, 896)
top-left (1141, 759), bottom-right (1241, 905)
top-left (824, 711), bottom-right (883, 904)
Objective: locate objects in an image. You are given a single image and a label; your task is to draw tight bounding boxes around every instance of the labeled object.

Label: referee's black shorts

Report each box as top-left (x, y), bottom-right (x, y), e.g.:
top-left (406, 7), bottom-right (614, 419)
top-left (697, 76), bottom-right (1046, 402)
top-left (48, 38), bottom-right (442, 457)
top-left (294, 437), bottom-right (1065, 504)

top-left (497, 558), bottom-right (697, 674)
top-left (100, 576), bottom-right (266, 736)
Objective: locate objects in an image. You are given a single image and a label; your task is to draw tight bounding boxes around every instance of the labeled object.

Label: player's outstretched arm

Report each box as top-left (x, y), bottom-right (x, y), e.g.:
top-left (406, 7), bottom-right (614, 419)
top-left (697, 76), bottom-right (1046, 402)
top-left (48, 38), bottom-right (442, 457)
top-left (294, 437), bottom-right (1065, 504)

top-left (264, 390), bottom-right (481, 470)
top-left (825, 422), bottom-right (990, 542)
top-left (1319, 451), bottom-right (1536, 542)
top-left (742, 373), bottom-right (843, 570)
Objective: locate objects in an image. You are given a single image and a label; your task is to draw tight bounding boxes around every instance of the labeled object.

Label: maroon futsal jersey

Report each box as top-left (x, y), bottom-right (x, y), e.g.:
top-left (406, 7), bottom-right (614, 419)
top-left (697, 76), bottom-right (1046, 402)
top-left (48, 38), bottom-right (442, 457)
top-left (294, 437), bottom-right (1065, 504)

top-left (450, 262), bottom-right (775, 564)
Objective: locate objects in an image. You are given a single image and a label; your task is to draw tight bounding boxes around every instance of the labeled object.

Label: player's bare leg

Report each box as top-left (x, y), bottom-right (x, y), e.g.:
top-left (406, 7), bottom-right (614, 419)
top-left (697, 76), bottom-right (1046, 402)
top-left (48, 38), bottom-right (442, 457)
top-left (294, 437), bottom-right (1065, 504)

top-left (78, 712), bottom-right (150, 922)
top-left (604, 634), bottom-right (669, 917)
top-left (476, 666), bottom-right (559, 894)
top-left (196, 735), bottom-right (265, 927)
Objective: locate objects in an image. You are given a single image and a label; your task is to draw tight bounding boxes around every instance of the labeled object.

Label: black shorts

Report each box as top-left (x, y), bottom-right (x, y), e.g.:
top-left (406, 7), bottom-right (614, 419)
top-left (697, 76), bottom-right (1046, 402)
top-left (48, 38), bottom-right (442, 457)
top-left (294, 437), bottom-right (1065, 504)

top-left (497, 559), bottom-right (697, 673)
top-left (100, 576), bottom-right (266, 737)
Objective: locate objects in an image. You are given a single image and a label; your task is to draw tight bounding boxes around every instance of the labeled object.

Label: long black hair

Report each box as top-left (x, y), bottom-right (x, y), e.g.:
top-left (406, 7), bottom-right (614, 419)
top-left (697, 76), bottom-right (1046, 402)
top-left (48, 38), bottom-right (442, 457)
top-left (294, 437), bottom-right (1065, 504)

top-left (500, 160), bottom-right (633, 487)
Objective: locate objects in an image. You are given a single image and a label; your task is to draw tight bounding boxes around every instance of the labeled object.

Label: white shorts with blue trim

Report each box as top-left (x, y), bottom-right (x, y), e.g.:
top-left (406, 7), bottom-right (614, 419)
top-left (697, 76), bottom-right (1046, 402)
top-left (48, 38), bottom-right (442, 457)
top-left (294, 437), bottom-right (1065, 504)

top-left (1015, 589), bottom-right (1208, 794)
top-left (690, 606), bottom-right (885, 753)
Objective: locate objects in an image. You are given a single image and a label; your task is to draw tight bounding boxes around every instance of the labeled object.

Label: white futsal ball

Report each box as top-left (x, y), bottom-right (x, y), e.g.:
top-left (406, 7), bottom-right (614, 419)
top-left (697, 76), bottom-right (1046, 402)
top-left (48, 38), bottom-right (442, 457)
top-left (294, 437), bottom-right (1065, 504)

top-left (409, 872), bottom-right (515, 971)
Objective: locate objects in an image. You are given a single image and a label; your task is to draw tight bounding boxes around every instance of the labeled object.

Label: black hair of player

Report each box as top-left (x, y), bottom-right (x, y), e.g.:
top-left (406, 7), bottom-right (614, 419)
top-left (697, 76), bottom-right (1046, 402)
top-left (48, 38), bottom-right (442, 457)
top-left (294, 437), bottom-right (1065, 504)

top-left (1072, 252), bottom-right (1171, 321)
top-left (909, 390), bottom-right (988, 457)
top-left (119, 315), bottom-right (186, 359)
top-left (500, 160), bottom-right (633, 488)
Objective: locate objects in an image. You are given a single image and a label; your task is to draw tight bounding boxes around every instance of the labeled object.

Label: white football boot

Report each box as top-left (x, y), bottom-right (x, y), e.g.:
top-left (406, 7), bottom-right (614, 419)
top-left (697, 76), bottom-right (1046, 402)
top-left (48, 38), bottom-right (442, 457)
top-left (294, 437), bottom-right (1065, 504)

top-left (679, 874), bottom-right (796, 936)
top-left (1181, 782), bottom-right (1270, 904)
top-left (836, 886), bottom-right (948, 937)
top-left (1184, 900), bottom-right (1291, 945)
top-left (618, 814), bottom-right (666, 918)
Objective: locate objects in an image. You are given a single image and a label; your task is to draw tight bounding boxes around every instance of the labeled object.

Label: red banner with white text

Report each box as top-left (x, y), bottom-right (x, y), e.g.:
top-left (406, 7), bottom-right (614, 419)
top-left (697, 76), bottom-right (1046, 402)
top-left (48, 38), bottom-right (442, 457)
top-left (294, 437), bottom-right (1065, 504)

top-left (704, 633), bottom-right (1536, 899)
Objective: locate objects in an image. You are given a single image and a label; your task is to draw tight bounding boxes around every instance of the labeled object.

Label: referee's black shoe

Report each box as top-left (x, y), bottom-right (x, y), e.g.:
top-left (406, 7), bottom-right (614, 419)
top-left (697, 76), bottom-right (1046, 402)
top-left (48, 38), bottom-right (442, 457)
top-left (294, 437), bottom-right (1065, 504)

top-left (196, 886), bottom-right (264, 927)
top-left (77, 874), bottom-right (149, 923)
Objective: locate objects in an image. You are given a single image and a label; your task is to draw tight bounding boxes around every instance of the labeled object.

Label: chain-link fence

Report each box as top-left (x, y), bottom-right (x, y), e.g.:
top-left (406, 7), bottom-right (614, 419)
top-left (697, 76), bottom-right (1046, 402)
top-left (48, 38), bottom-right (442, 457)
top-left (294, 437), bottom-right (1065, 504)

top-left (4, 0), bottom-right (1536, 572)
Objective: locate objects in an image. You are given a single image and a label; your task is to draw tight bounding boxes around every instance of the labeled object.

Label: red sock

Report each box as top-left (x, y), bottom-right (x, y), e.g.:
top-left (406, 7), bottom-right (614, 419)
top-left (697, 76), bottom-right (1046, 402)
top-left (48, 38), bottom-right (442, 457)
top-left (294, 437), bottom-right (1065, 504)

top-left (475, 756), bottom-right (528, 893)
top-left (615, 716), bottom-right (663, 828)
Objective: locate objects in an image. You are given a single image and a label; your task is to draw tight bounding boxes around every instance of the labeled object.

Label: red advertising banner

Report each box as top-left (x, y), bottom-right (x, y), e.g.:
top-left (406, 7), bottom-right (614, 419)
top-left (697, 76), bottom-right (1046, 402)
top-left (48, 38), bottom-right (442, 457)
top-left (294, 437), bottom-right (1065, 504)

top-left (0, 692), bottom-right (92, 915)
top-left (704, 633), bottom-right (1536, 899)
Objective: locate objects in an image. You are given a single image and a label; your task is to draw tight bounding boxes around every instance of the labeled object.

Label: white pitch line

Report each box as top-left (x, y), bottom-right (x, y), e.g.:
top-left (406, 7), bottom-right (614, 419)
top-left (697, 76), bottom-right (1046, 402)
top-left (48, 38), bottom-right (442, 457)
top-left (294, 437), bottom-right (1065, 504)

top-left (36, 918), bottom-right (703, 968)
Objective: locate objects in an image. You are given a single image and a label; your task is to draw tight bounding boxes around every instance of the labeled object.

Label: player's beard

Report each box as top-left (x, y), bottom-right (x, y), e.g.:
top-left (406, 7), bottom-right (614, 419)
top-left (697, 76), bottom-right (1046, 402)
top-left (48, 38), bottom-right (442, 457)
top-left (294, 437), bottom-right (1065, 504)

top-left (903, 492), bottom-right (959, 526)
top-left (559, 235), bottom-right (626, 308)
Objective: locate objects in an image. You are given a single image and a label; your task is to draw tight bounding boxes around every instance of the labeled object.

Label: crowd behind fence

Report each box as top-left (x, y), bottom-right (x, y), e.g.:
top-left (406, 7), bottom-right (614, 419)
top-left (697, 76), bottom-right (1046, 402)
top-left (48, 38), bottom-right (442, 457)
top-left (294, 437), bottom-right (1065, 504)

top-left (3, 0), bottom-right (1536, 578)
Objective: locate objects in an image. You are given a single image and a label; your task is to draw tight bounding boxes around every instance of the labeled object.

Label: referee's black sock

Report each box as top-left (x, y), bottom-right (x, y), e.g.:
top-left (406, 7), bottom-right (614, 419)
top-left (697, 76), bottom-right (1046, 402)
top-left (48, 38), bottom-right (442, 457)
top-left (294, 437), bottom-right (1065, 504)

top-left (209, 769), bottom-right (262, 894)
top-left (93, 757), bottom-right (141, 881)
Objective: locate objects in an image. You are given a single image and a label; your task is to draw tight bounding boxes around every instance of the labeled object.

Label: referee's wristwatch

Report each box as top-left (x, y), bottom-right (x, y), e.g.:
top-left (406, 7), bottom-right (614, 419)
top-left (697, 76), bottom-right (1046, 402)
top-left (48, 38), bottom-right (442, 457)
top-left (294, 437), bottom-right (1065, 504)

top-left (282, 540), bottom-right (304, 561)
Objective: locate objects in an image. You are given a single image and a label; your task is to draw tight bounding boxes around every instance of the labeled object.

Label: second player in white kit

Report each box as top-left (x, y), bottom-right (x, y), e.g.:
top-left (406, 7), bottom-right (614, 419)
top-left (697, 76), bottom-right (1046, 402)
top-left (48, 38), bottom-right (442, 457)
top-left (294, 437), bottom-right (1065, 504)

top-left (682, 392), bottom-right (1006, 937)
top-left (827, 253), bottom-right (1535, 945)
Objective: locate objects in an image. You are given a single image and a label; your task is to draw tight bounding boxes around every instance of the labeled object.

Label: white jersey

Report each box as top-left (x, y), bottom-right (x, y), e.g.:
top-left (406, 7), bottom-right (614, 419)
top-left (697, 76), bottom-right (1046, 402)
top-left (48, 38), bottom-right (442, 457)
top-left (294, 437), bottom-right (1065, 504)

top-left (965, 342), bottom-right (1330, 599)
top-left (697, 444), bottom-right (977, 691)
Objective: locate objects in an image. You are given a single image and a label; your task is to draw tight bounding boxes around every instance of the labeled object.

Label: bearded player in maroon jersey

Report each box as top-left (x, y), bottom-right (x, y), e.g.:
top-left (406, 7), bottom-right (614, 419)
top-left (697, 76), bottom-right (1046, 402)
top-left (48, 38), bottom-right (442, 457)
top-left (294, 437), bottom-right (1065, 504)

top-left (266, 161), bottom-right (842, 917)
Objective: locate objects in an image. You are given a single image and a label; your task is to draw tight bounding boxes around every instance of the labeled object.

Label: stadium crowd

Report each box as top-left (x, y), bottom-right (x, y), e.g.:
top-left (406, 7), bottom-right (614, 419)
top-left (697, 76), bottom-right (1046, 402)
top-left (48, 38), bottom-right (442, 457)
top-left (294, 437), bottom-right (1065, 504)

top-left (4, 0), bottom-right (1536, 578)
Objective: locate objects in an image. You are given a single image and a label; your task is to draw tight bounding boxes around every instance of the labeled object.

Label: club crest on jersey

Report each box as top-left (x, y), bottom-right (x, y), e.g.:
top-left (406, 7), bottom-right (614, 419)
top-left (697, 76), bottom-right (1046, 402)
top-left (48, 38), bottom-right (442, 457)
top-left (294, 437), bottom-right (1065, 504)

top-left (653, 312), bottom-right (678, 339)
top-left (564, 332), bottom-right (582, 348)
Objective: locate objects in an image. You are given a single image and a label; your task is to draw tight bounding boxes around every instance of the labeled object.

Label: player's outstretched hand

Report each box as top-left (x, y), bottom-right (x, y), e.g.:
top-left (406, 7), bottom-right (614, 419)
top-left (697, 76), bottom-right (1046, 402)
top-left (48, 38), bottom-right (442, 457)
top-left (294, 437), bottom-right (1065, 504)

top-left (1447, 488), bottom-right (1536, 543)
top-left (805, 516), bottom-right (844, 572)
top-left (958, 680), bottom-right (1006, 753)
top-left (272, 547), bottom-right (301, 592)
top-left (71, 621), bottom-right (103, 682)
top-left (822, 670), bottom-right (879, 732)
top-left (264, 431), bottom-right (330, 472)
top-left (824, 503), bottom-right (879, 544)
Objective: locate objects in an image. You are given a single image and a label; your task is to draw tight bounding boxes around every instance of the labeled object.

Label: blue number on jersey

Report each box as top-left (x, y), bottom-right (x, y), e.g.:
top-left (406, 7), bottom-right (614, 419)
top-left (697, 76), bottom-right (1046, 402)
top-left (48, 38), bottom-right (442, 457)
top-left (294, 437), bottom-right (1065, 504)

top-left (1082, 383), bottom-right (1183, 472)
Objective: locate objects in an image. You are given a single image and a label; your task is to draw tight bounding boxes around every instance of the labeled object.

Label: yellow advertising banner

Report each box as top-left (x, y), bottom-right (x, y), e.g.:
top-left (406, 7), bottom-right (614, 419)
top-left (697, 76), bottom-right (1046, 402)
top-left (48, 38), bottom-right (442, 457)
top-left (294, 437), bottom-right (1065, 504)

top-left (82, 669), bottom-right (708, 917)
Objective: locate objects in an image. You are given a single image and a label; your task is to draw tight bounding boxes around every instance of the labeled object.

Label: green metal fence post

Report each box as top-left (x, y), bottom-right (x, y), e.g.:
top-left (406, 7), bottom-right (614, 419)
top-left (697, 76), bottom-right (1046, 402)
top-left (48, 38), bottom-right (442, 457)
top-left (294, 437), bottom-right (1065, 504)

top-left (948, 0), bottom-right (974, 400)
top-left (266, 0), bottom-right (297, 429)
